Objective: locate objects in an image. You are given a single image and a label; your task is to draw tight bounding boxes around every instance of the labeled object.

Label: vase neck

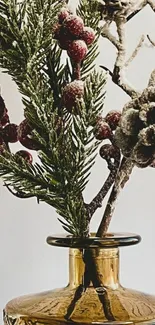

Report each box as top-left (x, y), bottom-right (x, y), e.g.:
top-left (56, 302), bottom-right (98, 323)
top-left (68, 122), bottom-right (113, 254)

top-left (69, 247), bottom-right (120, 289)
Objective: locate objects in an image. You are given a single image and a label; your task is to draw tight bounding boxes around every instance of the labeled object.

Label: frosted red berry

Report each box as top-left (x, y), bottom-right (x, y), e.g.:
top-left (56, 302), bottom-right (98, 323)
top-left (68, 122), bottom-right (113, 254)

top-left (105, 110), bottom-right (121, 130)
top-left (62, 80), bottom-right (84, 113)
top-left (63, 15), bottom-right (84, 37)
top-left (94, 119), bottom-right (112, 140)
top-left (0, 137), bottom-right (5, 154)
top-left (58, 8), bottom-right (71, 24)
top-left (0, 95), bottom-right (6, 120)
top-left (15, 150), bottom-right (33, 164)
top-left (3, 123), bottom-right (18, 143)
top-left (67, 40), bottom-right (88, 62)
top-left (0, 108), bottom-right (10, 127)
top-left (58, 32), bottom-right (72, 50)
top-left (100, 144), bottom-right (119, 159)
top-left (80, 27), bottom-right (95, 45)
top-left (0, 136), bottom-right (4, 153)
top-left (53, 23), bottom-right (61, 39)
top-left (18, 119), bottom-right (39, 150)
top-left (18, 119), bottom-right (32, 139)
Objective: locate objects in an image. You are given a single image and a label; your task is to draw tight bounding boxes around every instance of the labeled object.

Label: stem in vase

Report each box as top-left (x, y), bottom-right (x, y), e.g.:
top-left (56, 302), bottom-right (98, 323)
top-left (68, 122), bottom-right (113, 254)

top-left (97, 157), bottom-right (134, 237)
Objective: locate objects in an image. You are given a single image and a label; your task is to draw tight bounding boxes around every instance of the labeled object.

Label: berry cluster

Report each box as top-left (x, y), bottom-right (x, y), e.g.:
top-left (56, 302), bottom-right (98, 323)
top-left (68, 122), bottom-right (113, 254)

top-left (93, 110), bottom-right (121, 160)
top-left (54, 8), bottom-right (95, 63)
top-left (94, 110), bottom-right (121, 141)
top-left (0, 95), bottom-right (38, 163)
top-left (0, 95), bottom-right (18, 154)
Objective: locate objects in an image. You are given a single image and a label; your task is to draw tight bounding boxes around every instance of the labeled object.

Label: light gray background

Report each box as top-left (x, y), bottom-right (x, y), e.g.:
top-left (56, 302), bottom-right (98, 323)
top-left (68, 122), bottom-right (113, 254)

top-left (1, 1), bottom-right (155, 323)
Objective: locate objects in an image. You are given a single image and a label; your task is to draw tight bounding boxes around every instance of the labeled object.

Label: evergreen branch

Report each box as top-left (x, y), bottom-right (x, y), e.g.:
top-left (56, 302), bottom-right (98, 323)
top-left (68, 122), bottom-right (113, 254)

top-left (0, 0), bottom-right (107, 236)
top-left (77, 0), bottom-right (101, 29)
top-left (0, 0), bottom-right (62, 90)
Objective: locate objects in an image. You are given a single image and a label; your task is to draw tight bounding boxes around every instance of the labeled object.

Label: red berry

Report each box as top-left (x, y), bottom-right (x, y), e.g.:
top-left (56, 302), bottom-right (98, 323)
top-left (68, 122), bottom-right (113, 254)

top-left (0, 95), bottom-right (6, 120)
top-left (58, 29), bottom-right (72, 50)
top-left (18, 119), bottom-right (39, 150)
top-left (18, 119), bottom-right (32, 139)
top-left (15, 150), bottom-right (33, 164)
top-left (80, 27), bottom-right (95, 45)
top-left (3, 123), bottom-right (18, 143)
top-left (100, 144), bottom-right (119, 159)
top-left (58, 8), bottom-right (71, 24)
top-left (94, 119), bottom-right (112, 140)
top-left (0, 136), bottom-right (5, 154)
top-left (67, 40), bottom-right (88, 62)
top-left (63, 15), bottom-right (84, 37)
top-left (0, 108), bottom-right (10, 127)
top-left (62, 80), bottom-right (84, 113)
top-left (53, 23), bottom-right (61, 39)
top-left (54, 25), bottom-right (73, 50)
top-left (105, 110), bottom-right (121, 130)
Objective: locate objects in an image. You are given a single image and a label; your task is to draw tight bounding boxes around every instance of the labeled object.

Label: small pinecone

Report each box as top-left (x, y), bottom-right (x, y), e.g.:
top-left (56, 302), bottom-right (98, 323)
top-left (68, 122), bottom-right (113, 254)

top-left (80, 27), bottom-right (95, 45)
top-left (15, 150), bottom-right (33, 164)
top-left (62, 80), bottom-right (84, 113)
top-left (63, 15), bottom-right (84, 37)
top-left (3, 123), bottom-right (18, 143)
top-left (67, 40), bottom-right (88, 62)
top-left (0, 95), bottom-right (6, 120)
top-left (18, 119), bottom-right (39, 150)
top-left (94, 119), bottom-right (112, 140)
top-left (105, 110), bottom-right (122, 130)
top-left (58, 8), bottom-right (71, 24)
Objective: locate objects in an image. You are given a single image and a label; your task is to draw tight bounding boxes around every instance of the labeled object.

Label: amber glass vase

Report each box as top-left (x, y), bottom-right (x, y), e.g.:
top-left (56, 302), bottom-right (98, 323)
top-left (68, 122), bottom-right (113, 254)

top-left (3, 233), bottom-right (155, 325)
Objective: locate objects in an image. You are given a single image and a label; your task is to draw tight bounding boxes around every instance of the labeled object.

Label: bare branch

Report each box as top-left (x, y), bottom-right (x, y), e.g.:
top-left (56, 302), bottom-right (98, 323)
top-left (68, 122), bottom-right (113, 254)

top-left (101, 17), bottom-right (140, 98)
top-left (125, 35), bottom-right (145, 67)
top-left (96, 158), bottom-right (134, 237)
top-left (101, 22), bottom-right (120, 49)
top-left (147, 0), bottom-right (155, 11)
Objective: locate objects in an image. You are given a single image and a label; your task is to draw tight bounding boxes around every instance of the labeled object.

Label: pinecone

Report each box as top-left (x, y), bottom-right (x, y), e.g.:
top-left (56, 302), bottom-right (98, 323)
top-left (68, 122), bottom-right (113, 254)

top-left (114, 102), bottom-right (155, 168)
top-left (101, 0), bottom-right (132, 19)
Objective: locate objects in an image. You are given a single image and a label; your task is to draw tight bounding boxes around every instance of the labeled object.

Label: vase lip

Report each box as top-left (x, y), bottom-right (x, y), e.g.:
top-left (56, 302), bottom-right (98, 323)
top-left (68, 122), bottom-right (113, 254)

top-left (46, 232), bottom-right (141, 249)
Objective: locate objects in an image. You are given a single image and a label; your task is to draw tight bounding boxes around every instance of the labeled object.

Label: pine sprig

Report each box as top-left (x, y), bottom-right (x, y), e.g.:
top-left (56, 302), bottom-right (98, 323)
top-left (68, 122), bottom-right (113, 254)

top-left (77, 0), bottom-right (101, 29)
top-left (0, 0), bottom-right (63, 89)
top-left (0, 0), bottom-right (107, 237)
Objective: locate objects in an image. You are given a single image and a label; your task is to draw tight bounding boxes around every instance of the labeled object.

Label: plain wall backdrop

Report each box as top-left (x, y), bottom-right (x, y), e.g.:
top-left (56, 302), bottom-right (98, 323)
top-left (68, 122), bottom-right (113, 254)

top-left (1, 1), bottom-right (155, 323)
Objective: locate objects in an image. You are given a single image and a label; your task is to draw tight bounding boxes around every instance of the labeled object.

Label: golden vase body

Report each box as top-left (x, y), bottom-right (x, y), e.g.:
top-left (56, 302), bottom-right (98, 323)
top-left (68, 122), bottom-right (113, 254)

top-left (3, 233), bottom-right (155, 325)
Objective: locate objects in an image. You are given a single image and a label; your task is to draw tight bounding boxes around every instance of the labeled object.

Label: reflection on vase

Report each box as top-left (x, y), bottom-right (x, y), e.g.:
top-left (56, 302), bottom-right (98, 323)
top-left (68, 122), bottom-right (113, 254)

top-left (3, 233), bottom-right (155, 325)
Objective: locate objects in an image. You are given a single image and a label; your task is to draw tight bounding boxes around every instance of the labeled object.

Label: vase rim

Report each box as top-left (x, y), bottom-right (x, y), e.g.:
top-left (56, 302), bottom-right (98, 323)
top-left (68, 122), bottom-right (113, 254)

top-left (46, 232), bottom-right (141, 248)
